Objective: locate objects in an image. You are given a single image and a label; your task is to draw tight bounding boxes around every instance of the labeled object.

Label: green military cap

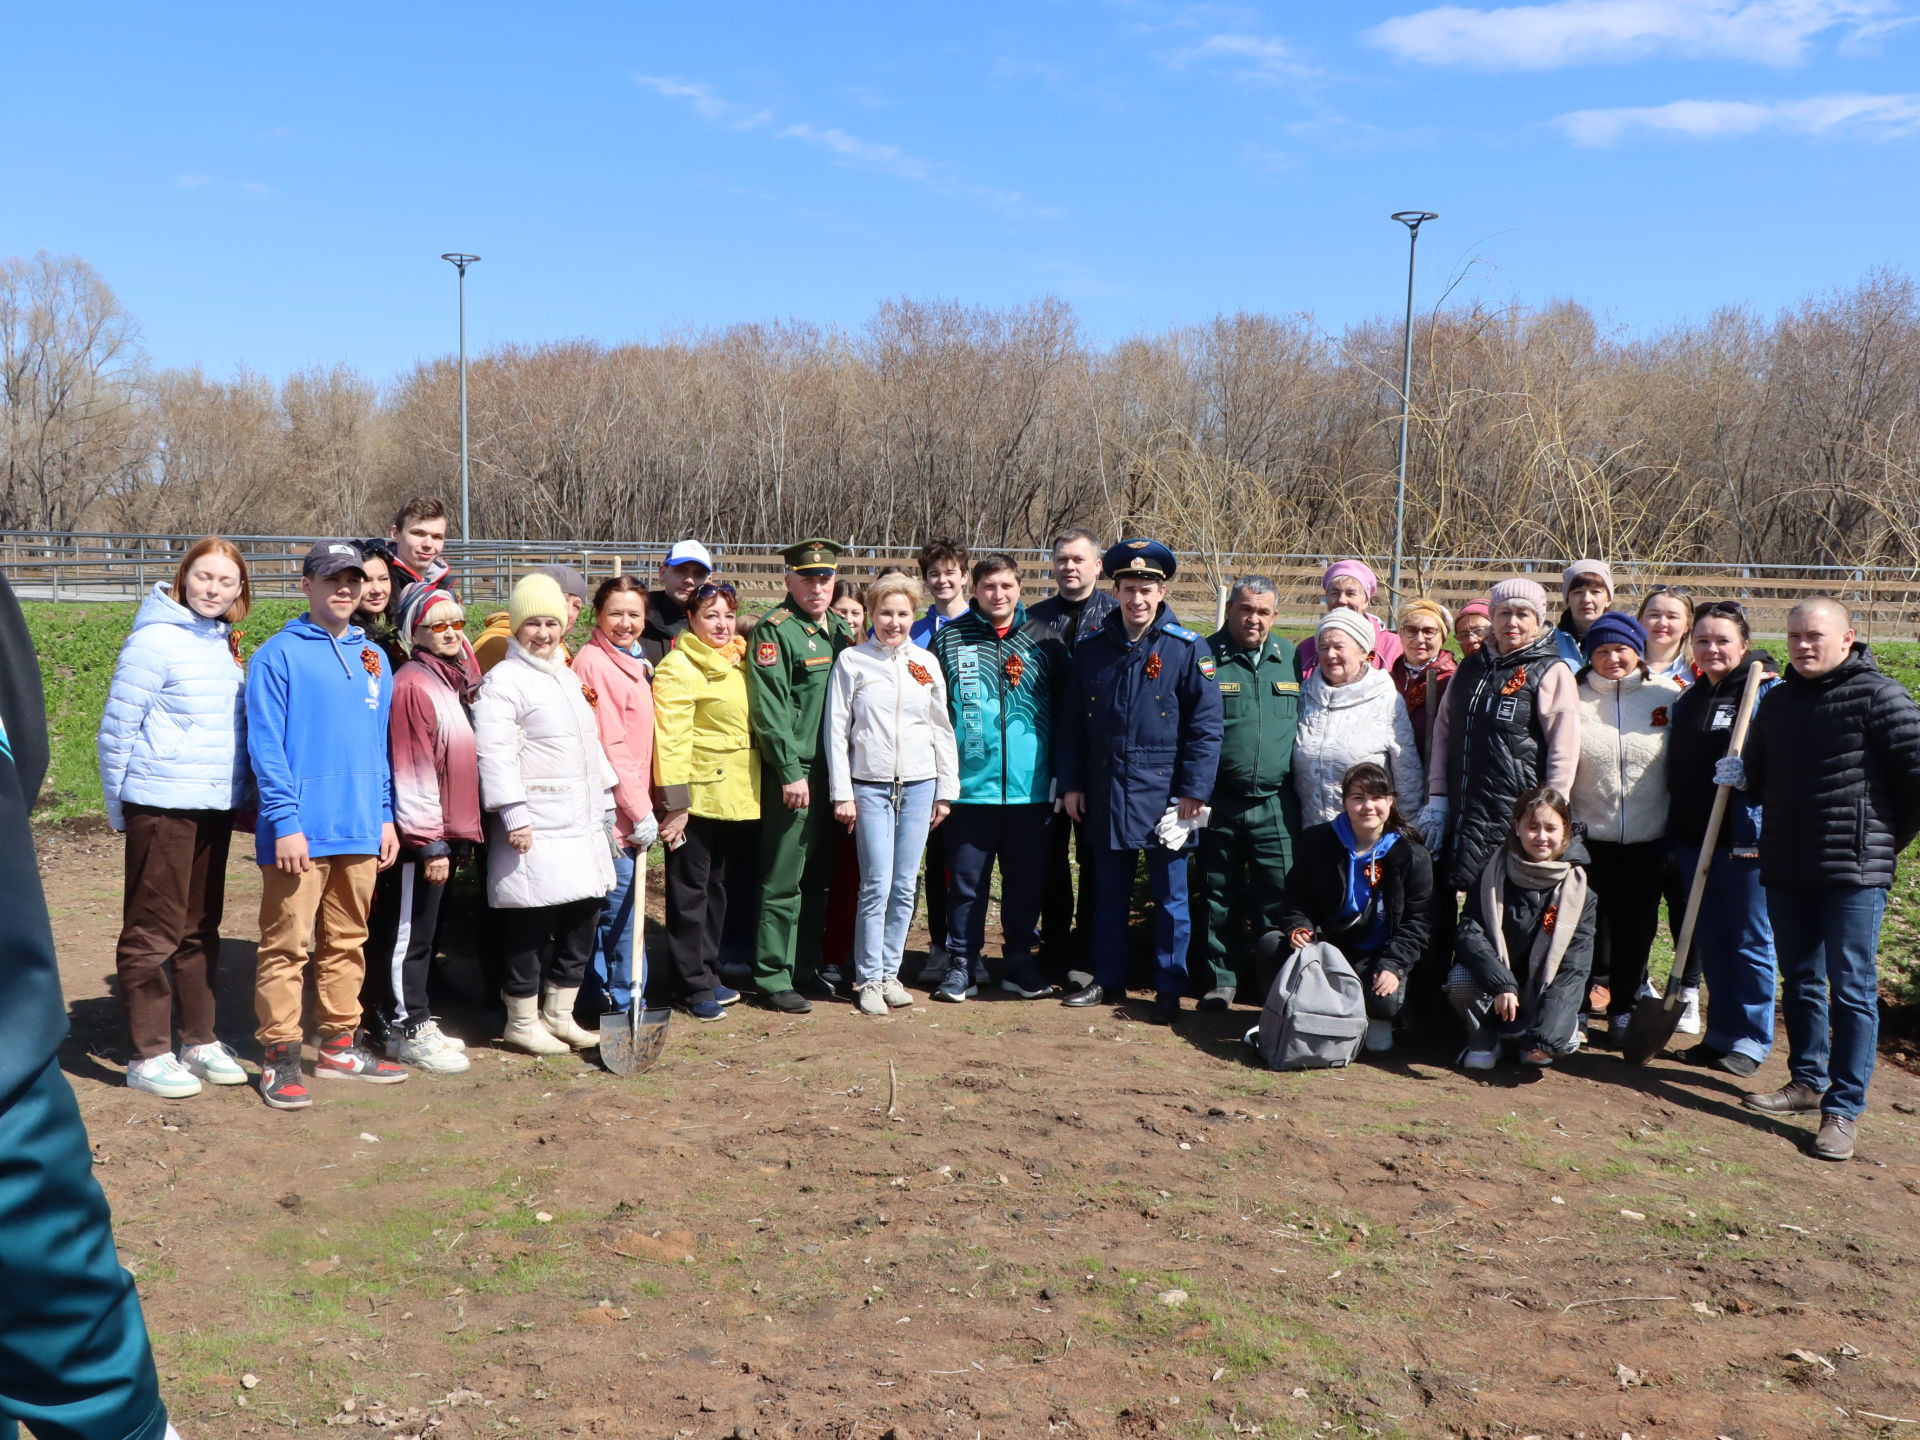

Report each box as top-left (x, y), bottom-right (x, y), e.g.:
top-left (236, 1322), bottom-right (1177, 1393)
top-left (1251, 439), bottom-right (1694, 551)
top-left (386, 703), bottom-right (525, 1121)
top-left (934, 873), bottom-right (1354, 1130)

top-left (782, 537), bottom-right (842, 575)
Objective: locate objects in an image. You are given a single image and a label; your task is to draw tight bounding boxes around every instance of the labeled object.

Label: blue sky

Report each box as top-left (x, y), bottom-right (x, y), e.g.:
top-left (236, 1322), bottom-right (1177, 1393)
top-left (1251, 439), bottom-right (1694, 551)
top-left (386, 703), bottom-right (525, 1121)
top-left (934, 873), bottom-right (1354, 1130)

top-left (10, 0), bottom-right (1919, 379)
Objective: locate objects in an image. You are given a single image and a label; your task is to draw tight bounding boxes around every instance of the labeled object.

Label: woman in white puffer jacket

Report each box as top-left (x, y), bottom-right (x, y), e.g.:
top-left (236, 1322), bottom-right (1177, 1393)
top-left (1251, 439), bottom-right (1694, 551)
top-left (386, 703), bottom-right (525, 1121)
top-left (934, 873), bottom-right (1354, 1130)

top-left (473, 573), bottom-right (619, 1055)
top-left (1569, 613), bottom-right (1683, 1047)
top-left (1291, 608), bottom-right (1425, 828)
top-left (96, 542), bottom-right (254, 1098)
top-left (825, 574), bottom-right (960, 1015)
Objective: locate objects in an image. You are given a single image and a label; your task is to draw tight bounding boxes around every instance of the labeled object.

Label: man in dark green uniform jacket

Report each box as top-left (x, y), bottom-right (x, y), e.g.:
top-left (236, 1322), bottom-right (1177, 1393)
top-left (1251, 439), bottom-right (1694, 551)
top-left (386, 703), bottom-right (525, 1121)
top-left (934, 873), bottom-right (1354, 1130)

top-left (1194, 575), bottom-right (1300, 1008)
top-left (0, 574), bottom-right (176, 1440)
top-left (748, 539), bottom-right (855, 1013)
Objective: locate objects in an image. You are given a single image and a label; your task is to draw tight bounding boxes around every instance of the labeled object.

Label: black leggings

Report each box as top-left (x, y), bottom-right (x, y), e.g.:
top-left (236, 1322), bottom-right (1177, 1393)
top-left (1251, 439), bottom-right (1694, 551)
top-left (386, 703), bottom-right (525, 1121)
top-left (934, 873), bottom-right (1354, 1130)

top-left (500, 899), bottom-right (601, 999)
top-left (1587, 838), bottom-right (1666, 1016)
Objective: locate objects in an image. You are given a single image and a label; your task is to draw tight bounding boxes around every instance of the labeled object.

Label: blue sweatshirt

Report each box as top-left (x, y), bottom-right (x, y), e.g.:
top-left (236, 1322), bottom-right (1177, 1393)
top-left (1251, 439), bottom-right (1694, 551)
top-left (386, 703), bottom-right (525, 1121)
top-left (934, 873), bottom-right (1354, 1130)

top-left (246, 613), bottom-right (394, 864)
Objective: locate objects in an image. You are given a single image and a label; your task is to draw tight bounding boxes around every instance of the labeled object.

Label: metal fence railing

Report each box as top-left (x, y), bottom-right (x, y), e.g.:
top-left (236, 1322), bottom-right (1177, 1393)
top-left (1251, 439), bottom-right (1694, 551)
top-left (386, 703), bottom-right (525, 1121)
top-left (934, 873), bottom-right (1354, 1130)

top-left (4, 530), bottom-right (1919, 636)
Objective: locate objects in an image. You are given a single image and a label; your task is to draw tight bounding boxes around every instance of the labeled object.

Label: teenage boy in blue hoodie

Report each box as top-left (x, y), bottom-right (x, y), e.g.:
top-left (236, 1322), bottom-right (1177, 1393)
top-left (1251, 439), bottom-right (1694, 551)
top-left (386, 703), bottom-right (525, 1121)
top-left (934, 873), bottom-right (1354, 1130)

top-left (247, 540), bottom-right (407, 1109)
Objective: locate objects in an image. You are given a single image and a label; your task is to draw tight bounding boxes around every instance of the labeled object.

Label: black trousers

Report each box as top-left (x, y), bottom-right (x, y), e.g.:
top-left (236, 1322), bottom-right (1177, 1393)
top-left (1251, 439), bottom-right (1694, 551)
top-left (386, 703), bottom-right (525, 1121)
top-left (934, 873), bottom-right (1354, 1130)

top-left (666, 816), bottom-right (756, 1003)
top-left (943, 802), bottom-right (1050, 977)
top-left (922, 824), bottom-right (949, 952)
top-left (1041, 810), bottom-right (1095, 979)
top-left (363, 857), bottom-right (449, 1039)
top-left (500, 899), bottom-right (601, 999)
top-left (1587, 837), bottom-right (1668, 1016)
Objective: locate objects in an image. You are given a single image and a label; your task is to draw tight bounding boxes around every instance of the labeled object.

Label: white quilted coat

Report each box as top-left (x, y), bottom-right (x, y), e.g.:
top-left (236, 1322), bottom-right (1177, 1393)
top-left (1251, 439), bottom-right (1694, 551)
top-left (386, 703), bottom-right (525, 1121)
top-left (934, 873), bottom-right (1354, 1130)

top-left (97, 583), bottom-right (248, 830)
top-left (473, 640), bottom-right (619, 909)
top-left (1291, 664), bottom-right (1427, 827)
top-left (1572, 670), bottom-right (1681, 844)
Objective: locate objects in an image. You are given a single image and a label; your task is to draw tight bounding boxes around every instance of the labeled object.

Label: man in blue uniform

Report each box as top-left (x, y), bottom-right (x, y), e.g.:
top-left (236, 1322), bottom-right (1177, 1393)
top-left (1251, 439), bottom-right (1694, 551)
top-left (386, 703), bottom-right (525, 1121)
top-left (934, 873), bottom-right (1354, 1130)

top-left (0, 574), bottom-right (177, 1440)
top-left (1058, 540), bottom-right (1224, 1024)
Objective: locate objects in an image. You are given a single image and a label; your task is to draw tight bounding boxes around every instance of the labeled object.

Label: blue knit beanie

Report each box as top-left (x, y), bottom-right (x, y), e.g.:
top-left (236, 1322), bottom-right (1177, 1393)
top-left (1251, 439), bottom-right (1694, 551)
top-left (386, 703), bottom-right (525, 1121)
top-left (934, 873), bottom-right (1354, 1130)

top-left (1581, 611), bottom-right (1647, 661)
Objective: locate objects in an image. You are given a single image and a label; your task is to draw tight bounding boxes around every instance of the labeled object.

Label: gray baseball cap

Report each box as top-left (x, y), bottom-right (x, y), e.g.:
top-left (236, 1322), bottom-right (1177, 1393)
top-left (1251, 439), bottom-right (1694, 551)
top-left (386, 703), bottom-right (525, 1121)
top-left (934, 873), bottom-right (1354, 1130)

top-left (302, 539), bottom-right (367, 579)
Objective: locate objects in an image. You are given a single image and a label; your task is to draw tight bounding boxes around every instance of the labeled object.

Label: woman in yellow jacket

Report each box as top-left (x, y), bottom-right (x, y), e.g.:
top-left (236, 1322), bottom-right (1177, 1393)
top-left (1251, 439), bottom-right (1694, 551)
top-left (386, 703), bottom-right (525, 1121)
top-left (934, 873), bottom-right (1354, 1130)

top-left (653, 581), bottom-right (760, 1020)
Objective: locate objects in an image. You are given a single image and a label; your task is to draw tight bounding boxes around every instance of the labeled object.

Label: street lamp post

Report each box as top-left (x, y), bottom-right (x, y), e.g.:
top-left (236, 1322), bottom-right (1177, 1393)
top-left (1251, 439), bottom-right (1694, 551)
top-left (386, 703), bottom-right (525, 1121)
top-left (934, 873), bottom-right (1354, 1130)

top-left (1387, 212), bottom-right (1436, 627)
top-left (440, 253), bottom-right (481, 545)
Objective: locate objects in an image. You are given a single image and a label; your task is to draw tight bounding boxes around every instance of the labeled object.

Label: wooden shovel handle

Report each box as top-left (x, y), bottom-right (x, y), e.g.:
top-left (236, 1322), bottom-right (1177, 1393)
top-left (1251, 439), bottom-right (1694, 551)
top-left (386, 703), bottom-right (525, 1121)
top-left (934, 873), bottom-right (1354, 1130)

top-left (1663, 662), bottom-right (1766, 1006)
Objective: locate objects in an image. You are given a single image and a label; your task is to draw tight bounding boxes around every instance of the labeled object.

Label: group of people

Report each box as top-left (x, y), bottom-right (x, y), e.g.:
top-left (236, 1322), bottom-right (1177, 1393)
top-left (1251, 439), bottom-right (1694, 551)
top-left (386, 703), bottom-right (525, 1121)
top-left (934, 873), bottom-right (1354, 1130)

top-left (95, 501), bottom-right (1920, 1160)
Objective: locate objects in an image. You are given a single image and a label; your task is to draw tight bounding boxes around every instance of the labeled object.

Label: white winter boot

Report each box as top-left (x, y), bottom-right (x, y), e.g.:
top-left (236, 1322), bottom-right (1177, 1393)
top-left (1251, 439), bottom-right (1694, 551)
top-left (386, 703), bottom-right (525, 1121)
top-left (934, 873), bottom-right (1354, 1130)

top-left (501, 992), bottom-right (568, 1055)
top-left (539, 986), bottom-right (599, 1050)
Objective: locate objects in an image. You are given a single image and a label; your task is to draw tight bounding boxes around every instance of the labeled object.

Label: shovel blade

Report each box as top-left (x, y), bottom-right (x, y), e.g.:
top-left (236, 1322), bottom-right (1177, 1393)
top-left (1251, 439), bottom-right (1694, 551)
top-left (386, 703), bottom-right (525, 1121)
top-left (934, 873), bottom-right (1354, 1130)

top-left (1620, 993), bottom-right (1685, 1066)
top-left (599, 1007), bottom-right (639, 1076)
top-left (632, 1007), bottom-right (672, 1074)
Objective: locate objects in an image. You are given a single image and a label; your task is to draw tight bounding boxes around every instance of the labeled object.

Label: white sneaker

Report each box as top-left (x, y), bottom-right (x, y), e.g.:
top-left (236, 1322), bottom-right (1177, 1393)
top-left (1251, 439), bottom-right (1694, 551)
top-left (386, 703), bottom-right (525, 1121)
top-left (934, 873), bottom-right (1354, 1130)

top-left (180, 1041), bottom-right (248, 1085)
top-left (396, 1028), bottom-right (471, 1075)
top-left (415, 1018), bottom-right (467, 1053)
top-left (128, 1053), bottom-right (202, 1098)
top-left (1567, 1023), bottom-right (1586, 1051)
top-left (1459, 1048), bottom-right (1498, 1072)
top-left (1676, 987), bottom-right (1702, 1036)
top-left (1363, 1018), bottom-right (1395, 1053)
top-left (856, 983), bottom-right (889, 1017)
top-left (880, 978), bottom-right (914, 1009)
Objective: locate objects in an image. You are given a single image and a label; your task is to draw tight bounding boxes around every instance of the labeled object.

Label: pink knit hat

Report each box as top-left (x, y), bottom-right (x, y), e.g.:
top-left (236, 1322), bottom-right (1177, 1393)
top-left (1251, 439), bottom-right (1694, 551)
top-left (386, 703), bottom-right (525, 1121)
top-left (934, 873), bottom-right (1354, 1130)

top-left (1488, 578), bottom-right (1549, 622)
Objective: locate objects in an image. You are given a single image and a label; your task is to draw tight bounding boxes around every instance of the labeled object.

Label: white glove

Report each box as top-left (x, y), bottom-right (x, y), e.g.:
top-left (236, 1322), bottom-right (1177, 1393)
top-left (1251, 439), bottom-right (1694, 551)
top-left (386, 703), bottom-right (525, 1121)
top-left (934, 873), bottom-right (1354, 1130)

top-left (630, 810), bottom-right (660, 850)
top-left (1154, 804), bottom-right (1209, 850)
top-left (1713, 756), bottom-right (1748, 790)
top-left (1417, 798), bottom-right (1450, 850)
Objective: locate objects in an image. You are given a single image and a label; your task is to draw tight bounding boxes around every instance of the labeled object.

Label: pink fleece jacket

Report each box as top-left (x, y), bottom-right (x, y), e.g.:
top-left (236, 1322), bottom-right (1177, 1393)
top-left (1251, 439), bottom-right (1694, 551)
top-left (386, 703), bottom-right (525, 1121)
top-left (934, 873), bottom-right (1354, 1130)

top-left (571, 629), bottom-right (657, 843)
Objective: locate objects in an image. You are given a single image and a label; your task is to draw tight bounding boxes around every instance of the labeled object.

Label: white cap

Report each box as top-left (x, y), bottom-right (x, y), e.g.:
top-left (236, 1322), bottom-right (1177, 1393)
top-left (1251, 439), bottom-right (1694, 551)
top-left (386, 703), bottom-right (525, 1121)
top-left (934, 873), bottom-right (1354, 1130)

top-left (663, 540), bottom-right (714, 572)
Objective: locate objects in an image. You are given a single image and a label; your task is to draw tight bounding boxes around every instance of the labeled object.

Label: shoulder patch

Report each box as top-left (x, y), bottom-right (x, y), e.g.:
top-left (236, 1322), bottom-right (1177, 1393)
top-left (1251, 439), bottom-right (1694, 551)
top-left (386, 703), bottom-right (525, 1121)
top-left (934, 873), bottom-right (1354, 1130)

top-left (1197, 654), bottom-right (1216, 679)
top-left (755, 640), bottom-right (779, 667)
top-left (765, 608), bottom-right (789, 626)
top-left (1163, 623), bottom-right (1198, 643)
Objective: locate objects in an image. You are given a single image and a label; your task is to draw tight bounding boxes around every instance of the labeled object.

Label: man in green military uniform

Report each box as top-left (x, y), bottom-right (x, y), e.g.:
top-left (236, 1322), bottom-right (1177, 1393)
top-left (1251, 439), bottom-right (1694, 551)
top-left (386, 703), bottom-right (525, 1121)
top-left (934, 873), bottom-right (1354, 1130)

top-left (748, 538), bottom-right (855, 1013)
top-left (1193, 575), bottom-right (1300, 1008)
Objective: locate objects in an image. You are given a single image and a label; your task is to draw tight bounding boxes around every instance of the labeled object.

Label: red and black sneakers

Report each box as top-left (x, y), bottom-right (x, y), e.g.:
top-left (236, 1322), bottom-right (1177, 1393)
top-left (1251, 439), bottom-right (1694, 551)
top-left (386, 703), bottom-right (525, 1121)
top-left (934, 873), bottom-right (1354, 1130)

top-left (258, 1041), bottom-right (312, 1110)
top-left (314, 1033), bottom-right (409, 1084)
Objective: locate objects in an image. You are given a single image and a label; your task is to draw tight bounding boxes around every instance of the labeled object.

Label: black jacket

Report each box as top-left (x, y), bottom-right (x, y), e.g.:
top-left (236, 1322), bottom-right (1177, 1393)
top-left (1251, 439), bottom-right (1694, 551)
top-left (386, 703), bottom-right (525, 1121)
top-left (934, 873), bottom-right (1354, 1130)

top-left (639, 590), bottom-right (688, 667)
top-left (1666, 655), bottom-right (1772, 852)
top-left (1276, 822), bottom-right (1433, 978)
top-left (1440, 631), bottom-right (1564, 891)
top-left (1454, 838), bottom-right (1598, 1051)
top-left (1028, 590), bottom-right (1118, 658)
top-left (0, 575), bottom-right (65, 1102)
top-left (1744, 643), bottom-right (1920, 889)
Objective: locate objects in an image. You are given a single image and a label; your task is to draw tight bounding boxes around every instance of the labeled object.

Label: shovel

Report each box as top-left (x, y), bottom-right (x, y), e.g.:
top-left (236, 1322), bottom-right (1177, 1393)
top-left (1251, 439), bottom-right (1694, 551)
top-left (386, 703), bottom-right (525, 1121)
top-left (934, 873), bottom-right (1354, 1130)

top-left (1621, 661), bottom-right (1765, 1066)
top-left (600, 847), bottom-right (672, 1075)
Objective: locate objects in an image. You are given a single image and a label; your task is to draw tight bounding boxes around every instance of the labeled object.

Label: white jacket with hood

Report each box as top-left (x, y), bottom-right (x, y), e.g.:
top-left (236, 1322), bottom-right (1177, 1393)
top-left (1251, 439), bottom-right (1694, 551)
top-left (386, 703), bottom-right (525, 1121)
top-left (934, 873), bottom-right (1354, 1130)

top-left (473, 639), bottom-right (619, 909)
top-left (1290, 663), bottom-right (1426, 827)
top-left (824, 637), bottom-right (961, 805)
top-left (97, 582), bottom-right (248, 830)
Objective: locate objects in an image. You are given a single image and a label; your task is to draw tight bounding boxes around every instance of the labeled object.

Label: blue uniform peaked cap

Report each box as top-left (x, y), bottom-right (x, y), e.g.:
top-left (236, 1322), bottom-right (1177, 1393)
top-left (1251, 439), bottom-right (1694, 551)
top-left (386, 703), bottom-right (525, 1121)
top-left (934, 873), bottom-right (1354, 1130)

top-left (1103, 538), bottom-right (1177, 582)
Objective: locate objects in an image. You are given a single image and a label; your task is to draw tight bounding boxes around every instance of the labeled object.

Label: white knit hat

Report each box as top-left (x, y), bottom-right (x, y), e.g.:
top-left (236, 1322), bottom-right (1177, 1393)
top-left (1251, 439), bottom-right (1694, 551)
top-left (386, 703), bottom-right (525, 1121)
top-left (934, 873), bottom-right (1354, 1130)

top-left (1316, 607), bottom-right (1377, 655)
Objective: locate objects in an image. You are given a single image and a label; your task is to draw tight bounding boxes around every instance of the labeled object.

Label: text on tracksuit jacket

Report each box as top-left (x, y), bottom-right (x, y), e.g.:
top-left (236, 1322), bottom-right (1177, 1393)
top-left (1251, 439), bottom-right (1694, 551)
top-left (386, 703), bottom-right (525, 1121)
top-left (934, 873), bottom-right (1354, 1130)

top-left (245, 614), bottom-right (394, 864)
top-left (928, 600), bottom-right (1063, 806)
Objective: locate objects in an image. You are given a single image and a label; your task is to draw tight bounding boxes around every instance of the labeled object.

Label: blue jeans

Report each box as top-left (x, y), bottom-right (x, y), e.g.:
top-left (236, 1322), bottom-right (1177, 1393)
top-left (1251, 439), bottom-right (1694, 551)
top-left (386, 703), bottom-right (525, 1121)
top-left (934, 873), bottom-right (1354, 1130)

top-left (590, 844), bottom-right (640, 1010)
top-left (1767, 884), bottom-right (1887, 1119)
top-left (1088, 843), bottom-right (1193, 998)
top-left (1671, 845), bottom-right (1775, 1064)
top-left (853, 779), bottom-right (936, 986)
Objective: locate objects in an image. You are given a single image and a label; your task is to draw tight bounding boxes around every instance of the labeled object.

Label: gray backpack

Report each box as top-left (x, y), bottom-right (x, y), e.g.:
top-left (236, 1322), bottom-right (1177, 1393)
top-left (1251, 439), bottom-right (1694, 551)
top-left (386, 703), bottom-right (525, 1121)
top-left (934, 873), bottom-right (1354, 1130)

top-left (1247, 940), bottom-right (1367, 1070)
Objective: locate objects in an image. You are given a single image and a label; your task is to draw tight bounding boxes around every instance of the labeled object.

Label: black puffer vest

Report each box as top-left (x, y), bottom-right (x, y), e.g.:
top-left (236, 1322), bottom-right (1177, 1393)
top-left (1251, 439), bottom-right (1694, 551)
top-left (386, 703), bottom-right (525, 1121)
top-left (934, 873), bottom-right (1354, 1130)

top-left (1442, 632), bottom-right (1566, 891)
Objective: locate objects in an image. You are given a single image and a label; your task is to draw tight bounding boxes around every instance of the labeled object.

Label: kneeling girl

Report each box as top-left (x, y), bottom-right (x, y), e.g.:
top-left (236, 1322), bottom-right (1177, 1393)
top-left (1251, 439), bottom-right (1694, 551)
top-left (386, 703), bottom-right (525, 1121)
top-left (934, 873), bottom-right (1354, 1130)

top-left (1447, 786), bottom-right (1597, 1070)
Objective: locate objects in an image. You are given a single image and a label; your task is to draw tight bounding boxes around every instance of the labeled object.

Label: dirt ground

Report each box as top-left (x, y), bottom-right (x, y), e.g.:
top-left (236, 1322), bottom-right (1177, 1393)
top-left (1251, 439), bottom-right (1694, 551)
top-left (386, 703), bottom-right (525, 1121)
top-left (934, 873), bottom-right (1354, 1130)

top-left (38, 817), bottom-right (1920, 1440)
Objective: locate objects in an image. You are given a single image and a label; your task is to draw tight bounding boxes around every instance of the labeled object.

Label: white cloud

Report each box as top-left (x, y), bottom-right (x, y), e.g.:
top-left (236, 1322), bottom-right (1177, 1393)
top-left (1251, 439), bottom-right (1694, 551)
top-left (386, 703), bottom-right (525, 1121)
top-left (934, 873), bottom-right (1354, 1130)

top-left (1367, 0), bottom-right (1903, 70)
top-left (775, 123), bottom-right (1050, 217)
top-left (1558, 90), bottom-right (1920, 141)
top-left (1168, 31), bottom-right (1319, 81)
top-left (631, 74), bottom-right (772, 130)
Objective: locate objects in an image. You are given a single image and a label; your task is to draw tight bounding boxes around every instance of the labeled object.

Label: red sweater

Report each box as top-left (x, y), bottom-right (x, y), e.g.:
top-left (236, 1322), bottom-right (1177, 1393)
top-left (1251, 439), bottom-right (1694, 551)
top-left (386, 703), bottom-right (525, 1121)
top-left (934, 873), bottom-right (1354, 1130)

top-left (389, 650), bottom-right (483, 856)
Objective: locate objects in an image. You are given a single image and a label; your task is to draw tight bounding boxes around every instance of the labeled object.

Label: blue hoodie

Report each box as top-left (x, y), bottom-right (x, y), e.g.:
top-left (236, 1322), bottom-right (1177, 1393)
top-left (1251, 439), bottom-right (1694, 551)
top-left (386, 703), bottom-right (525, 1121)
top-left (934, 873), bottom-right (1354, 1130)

top-left (246, 613), bottom-right (394, 864)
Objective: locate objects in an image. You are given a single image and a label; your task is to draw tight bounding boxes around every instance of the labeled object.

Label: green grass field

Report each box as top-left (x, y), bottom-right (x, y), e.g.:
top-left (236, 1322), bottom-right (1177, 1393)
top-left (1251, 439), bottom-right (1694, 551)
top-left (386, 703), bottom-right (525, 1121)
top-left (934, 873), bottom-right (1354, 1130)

top-left (29, 599), bottom-right (1920, 1006)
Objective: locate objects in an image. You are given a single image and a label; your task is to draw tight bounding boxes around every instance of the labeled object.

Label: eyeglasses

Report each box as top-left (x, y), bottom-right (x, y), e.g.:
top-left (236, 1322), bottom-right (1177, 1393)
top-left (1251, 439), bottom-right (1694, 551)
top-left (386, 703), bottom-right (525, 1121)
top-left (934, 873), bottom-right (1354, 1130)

top-left (690, 581), bottom-right (737, 604)
top-left (1645, 583), bottom-right (1691, 600)
top-left (419, 618), bottom-right (465, 634)
top-left (1695, 599), bottom-right (1745, 618)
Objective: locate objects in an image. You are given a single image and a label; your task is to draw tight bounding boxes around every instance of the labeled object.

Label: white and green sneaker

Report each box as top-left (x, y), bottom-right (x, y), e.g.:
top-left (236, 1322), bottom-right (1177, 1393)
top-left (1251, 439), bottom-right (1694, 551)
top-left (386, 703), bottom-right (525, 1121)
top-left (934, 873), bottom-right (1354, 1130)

top-left (127, 1053), bottom-right (203, 1099)
top-left (181, 1041), bottom-right (248, 1086)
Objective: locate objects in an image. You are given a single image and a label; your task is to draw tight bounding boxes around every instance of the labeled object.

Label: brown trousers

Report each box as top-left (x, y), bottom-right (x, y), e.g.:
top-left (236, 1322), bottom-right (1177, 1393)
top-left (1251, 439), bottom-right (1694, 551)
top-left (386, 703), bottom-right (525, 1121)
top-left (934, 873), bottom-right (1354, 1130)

top-left (116, 806), bottom-right (232, 1060)
top-left (254, 855), bottom-right (377, 1046)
